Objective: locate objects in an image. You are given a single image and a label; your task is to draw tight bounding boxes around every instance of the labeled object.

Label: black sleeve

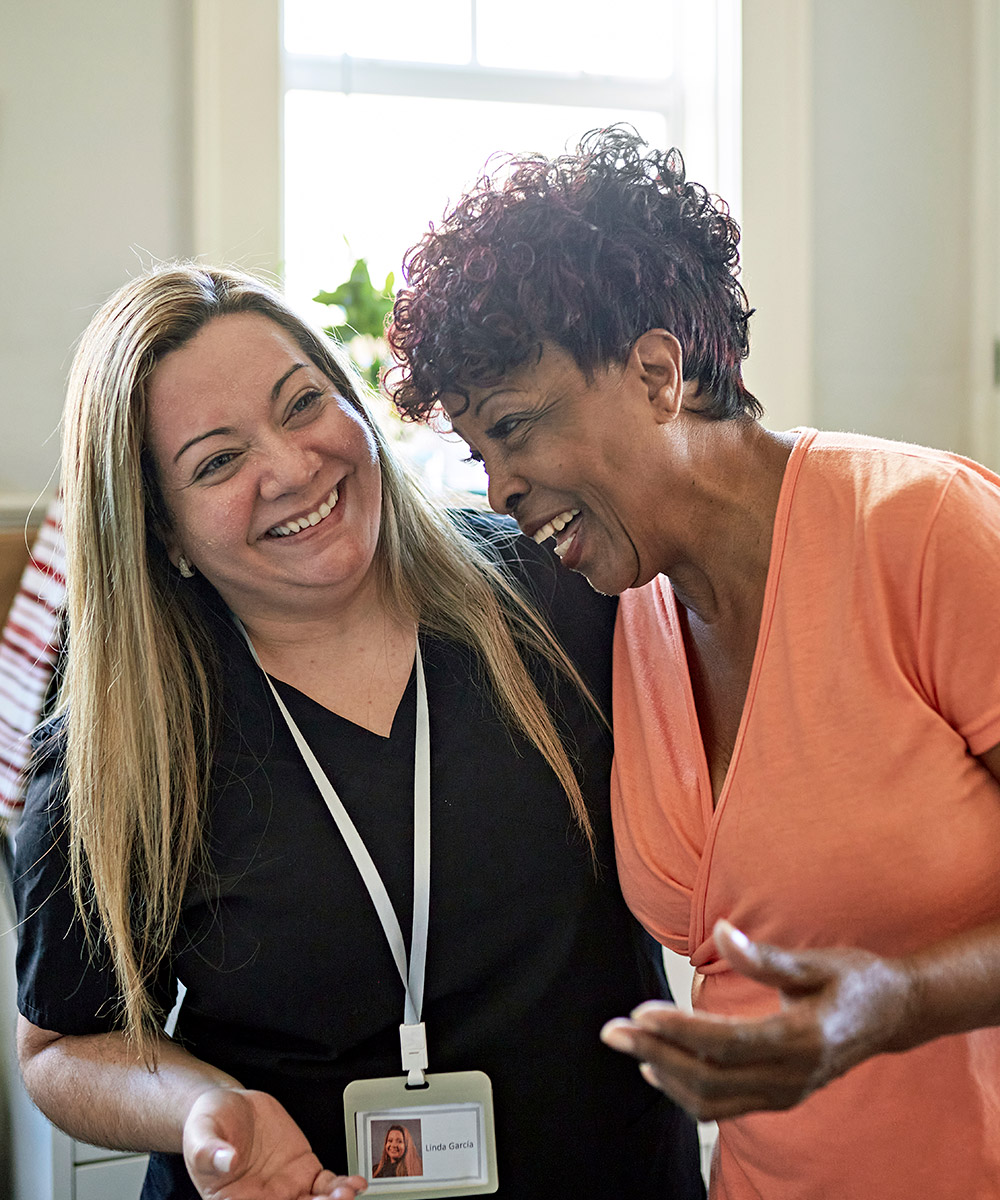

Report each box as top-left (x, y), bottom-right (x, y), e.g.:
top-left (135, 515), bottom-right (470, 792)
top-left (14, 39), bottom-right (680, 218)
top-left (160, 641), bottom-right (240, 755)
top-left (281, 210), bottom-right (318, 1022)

top-left (452, 509), bottom-right (617, 713)
top-left (13, 722), bottom-right (174, 1034)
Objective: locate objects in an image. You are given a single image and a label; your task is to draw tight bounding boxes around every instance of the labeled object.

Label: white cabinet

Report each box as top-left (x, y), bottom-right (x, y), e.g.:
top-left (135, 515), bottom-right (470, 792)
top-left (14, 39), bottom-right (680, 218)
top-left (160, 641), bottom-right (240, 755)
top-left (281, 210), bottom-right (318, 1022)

top-left (12, 1121), bottom-right (148, 1200)
top-left (73, 1144), bottom-right (149, 1200)
top-left (1, 860), bottom-right (149, 1200)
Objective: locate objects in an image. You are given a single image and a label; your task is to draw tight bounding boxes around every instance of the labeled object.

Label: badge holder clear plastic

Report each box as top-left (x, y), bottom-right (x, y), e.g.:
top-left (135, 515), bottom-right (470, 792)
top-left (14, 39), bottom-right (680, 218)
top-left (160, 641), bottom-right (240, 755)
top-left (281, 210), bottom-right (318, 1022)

top-left (344, 1069), bottom-right (498, 1197)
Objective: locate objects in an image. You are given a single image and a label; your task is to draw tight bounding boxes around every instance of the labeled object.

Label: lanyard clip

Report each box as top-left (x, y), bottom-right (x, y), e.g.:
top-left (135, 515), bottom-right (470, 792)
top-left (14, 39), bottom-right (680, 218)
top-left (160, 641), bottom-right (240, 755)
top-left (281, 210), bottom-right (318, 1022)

top-left (400, 1021), bottom-right (428, 1087)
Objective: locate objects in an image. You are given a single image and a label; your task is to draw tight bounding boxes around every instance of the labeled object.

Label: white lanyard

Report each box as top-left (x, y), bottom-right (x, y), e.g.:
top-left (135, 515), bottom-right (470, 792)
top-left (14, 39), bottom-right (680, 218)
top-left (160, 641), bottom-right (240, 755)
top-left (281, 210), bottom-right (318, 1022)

top-left (237, 621), bottom-right (431, 1085)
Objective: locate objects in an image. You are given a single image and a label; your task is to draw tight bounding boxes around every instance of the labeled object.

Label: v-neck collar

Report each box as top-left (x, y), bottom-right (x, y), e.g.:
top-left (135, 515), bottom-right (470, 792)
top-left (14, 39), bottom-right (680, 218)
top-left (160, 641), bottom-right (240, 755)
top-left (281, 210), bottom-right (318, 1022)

top-left (665, 428), bottom-right (814, 819)
top-left (269, 652), bottom-right (419, 743)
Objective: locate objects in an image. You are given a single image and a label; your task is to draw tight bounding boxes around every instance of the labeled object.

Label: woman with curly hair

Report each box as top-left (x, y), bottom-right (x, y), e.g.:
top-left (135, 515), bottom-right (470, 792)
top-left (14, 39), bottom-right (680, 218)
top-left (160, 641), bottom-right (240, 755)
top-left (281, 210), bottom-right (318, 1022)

top-left (388, 126), bottom-right (1000, 1198)
top-left (373, 1125), bottom-right (422, 1178)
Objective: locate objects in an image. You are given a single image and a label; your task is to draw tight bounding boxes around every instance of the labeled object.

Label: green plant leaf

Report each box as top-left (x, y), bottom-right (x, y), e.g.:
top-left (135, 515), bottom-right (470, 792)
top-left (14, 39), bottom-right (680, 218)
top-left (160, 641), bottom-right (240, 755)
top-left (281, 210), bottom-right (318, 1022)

top-left (314, 257), bottom-right (397, 390)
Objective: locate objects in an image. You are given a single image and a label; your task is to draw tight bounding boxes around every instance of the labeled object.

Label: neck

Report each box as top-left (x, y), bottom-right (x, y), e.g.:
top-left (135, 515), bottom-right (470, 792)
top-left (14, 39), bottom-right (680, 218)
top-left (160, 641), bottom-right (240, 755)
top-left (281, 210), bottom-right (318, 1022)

top-left (652, 418), bottom-right (797, 625)
top-left (236, 584), bottom-right (419, 736)
top-left (239, 592), bottom-right (402, 664)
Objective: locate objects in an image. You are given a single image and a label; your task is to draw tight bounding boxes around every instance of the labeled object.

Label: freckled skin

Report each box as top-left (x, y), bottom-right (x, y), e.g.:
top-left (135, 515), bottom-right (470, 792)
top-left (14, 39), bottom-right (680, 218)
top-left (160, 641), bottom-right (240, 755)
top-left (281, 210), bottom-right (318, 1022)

top-left (144, 312), bottom-right (384, 626)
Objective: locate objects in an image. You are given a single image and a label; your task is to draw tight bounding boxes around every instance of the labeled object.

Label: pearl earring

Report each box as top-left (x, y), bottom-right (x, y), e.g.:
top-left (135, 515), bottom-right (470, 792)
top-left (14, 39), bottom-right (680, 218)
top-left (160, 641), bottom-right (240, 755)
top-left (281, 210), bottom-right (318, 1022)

top-left (177, 555), bottom-right (195, 579)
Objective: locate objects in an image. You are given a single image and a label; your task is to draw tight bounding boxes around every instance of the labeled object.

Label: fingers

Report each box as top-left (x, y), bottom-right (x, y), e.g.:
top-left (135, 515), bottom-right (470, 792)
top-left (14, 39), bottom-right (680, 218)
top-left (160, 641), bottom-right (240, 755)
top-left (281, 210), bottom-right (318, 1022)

top-left (636, 1059), bottom-right (793, 1121)
top-left (211, 1145), bottom-right (236, 1174)
top-left (311, 1172), bottom-right (368, 1199)
top-left (602, 926), bottom-right (911, 1121)
top-left (602, 1013), bottom-right (817, 1120)
top-left (186, 1138), bottom-right (238, 1185)
top-left (713, 920), bottom-right (829, 997)
top-left (606, 1001), bottom-right (813, 1069)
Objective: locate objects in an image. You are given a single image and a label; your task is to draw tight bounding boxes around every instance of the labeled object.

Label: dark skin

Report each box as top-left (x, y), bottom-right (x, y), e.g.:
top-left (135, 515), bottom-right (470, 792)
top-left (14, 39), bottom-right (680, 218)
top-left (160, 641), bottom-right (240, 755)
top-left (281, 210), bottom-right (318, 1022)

top-left (448, 328), bottom-right (1000, 1122)
top-left (672, 511), bottom-right (780, 805)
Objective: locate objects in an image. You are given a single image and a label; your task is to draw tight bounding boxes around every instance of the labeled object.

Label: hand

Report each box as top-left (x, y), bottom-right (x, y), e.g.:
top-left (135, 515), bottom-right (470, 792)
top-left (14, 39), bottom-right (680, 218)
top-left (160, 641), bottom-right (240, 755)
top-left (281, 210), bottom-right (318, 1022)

top-left (600, 919), bottom-right (916, 1121)
top-left (183, 1086), bottom-right (368, 1199)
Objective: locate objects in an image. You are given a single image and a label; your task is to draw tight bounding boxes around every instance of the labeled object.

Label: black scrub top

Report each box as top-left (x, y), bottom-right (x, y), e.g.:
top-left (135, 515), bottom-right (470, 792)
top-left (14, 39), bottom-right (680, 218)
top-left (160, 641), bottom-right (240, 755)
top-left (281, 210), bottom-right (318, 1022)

top-left (15, 517), bottom-right (704, 1199)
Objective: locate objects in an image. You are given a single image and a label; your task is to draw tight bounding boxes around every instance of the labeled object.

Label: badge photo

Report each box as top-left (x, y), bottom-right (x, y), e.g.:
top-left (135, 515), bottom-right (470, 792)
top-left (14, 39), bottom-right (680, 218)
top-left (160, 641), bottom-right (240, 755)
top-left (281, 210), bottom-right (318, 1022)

top-left (344, 1070), bottom-right (499, 1197)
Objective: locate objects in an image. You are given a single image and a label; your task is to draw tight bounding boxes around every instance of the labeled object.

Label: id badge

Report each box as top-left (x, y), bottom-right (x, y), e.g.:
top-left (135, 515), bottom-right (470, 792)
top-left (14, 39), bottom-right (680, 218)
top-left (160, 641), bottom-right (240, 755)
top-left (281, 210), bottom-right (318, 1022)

top-left (344, 1070), bottom-right (498, 1197)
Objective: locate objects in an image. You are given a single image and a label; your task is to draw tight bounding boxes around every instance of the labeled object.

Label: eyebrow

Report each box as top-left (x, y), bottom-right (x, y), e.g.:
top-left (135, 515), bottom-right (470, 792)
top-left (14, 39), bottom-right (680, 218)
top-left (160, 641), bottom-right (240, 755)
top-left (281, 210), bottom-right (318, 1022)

top-left (172, 362), bottom-right (308, 464)
top-left (474, 387), bottom-right (521, 418)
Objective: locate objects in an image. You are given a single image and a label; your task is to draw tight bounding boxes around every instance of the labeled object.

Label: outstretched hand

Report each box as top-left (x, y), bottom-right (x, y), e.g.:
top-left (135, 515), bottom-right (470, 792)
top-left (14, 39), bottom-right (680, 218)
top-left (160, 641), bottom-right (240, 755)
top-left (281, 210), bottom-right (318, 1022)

top-left (601, 919), bottom-right (917, 1121)
top-left (183, 1086), bottom-right (368, 1200)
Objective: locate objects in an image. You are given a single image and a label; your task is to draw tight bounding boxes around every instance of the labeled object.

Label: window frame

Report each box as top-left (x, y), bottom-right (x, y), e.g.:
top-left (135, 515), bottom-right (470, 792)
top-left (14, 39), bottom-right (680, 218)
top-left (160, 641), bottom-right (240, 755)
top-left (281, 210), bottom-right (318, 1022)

top-left (192, 0), bottom-right (823, 430)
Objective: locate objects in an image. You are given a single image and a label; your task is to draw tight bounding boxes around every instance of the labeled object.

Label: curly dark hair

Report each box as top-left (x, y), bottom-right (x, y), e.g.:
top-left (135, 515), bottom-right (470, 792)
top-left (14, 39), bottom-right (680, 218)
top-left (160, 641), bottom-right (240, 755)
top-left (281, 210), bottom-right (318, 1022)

top-left (387, 125), bottom-right (760, 422)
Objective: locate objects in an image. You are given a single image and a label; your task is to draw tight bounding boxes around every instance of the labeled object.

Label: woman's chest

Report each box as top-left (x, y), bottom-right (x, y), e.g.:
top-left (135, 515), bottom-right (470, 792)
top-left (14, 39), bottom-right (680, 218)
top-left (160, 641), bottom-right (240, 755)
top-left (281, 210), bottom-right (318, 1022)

top-left (676, 603), bottom-right (761, 807)
top-left (173, 640), bottom-right (611, 1042)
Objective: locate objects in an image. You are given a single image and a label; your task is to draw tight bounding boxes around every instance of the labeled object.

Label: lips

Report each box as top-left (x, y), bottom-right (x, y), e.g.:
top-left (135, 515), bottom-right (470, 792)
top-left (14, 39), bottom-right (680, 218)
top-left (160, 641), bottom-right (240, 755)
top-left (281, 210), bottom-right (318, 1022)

top-left (553, 517), bottom-right (581, 561)
top-left (527, 507), bottom-right (584, 569)
top-left (266, 486), bottom-right (340, 538)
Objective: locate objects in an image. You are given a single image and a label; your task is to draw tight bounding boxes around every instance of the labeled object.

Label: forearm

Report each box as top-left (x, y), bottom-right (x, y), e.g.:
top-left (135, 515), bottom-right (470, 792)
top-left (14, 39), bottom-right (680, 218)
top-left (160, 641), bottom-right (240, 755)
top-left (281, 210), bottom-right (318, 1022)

top-left (889, 917), bottom-right (1000, 1053)
top-left (17, 1016), bottom-right (241, 1153)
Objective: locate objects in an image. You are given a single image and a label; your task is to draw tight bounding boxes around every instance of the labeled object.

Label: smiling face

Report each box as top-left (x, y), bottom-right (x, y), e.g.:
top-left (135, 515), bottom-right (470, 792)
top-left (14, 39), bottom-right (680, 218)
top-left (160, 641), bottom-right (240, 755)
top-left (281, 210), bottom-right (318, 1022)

top-left (446, 337), bottom-right (682, 595)
top-left (144, 312), bottom-right (383, 624)
top-left (385, 1129), bottom-right (406, 1161)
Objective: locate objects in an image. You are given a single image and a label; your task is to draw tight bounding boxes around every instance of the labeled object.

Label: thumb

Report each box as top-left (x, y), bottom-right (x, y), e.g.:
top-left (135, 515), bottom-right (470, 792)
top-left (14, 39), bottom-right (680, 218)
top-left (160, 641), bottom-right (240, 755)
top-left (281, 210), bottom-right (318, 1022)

top-left (208, 1145), bottom-right (236, 1175)
top-left (714, 919), bottom-right (829, 997)
top-left (185, 1108), bottom-right (238, 1179)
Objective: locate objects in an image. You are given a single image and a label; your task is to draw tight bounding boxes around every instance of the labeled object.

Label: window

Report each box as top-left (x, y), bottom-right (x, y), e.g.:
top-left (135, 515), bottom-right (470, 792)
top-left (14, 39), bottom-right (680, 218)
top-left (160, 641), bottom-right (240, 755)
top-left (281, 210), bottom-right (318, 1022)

top-left (281, 0), bottom-right (741, 487)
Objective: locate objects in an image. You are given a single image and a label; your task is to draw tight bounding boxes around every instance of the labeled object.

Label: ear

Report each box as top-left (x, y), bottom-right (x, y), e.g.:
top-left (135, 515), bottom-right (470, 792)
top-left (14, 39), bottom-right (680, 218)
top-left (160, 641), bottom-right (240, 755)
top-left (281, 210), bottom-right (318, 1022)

top-left (630, 329), bottom-right (684, 423)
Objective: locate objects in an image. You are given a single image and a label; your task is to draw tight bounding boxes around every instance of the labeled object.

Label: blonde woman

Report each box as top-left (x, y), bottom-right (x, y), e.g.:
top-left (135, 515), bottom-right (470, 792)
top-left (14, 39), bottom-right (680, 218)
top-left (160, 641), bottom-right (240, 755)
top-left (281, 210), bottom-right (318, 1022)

top-left (373, 1125), bottom-right (422, 1179)
top-left (14, 265), bottom-right (704, 1200)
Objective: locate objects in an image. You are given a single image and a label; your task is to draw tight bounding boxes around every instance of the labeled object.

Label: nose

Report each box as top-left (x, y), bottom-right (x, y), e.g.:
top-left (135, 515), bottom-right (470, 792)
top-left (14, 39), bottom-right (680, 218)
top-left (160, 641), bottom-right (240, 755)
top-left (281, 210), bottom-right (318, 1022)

top-left (485, 460), bottom-right (528, 517)
top-left (258, 435), bottom-right (320, 501)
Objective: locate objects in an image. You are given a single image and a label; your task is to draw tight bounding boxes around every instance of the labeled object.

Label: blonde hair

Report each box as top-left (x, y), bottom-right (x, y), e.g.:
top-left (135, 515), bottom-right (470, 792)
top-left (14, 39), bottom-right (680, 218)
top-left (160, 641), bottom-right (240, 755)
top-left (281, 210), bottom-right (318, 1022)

top-left (60, 263), bottom-right (598, 1061)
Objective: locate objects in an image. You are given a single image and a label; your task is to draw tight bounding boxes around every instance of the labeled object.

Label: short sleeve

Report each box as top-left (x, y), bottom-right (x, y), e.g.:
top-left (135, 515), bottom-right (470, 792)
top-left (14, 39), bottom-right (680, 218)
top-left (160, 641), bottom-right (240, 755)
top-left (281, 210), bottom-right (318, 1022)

top-left (14, 725), bottom-right (128, 1034)
top-left (917, 465), bottom-right (1000, 755)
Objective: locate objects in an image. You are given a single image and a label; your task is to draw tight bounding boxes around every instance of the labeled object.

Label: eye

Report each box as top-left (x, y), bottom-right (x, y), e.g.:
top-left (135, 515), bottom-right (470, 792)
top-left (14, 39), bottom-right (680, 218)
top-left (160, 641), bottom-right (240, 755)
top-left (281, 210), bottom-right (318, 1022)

top-left (463, 447), bottom-right (484, 464)
top-left (486, 413), bottom-right (530, 442)
top-left (194, 450), bottom-right (240, 481)
top-left (285, 388), bottom-right (325, 422)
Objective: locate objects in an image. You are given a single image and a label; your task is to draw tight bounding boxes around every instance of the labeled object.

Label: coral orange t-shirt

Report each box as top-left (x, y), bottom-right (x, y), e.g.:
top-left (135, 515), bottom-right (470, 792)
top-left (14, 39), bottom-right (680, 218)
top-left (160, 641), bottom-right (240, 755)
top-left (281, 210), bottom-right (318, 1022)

top-left (612, 429), bottom-right (1000, 1199)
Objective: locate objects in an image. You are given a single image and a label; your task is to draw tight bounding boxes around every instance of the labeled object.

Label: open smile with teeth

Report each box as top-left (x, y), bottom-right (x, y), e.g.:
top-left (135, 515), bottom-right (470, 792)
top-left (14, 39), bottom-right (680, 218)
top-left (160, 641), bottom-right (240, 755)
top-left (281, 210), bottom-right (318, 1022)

top-left (532, 508), bottom-right (581, 560)
top-left (267, 486), bottom-right (340, 538)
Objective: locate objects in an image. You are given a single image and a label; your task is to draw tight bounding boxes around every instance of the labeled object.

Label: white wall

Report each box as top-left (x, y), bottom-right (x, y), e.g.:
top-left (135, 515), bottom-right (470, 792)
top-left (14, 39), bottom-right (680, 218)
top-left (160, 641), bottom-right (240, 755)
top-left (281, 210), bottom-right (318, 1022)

top-left (0, 1), bottom-right (995, 499)
top-left (811, 0), bottom-right (976, 453)
top-left (0, 4), bottom-right (193, 1189)
top-left (742, 0), bottom-right (997, 466)
top-left (0, 0), bottom-right (194, 497)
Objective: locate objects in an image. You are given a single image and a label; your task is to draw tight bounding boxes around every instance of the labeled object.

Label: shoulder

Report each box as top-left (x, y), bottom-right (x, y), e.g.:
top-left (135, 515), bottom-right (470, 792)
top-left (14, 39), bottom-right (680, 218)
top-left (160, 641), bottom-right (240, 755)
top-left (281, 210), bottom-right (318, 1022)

top-left (786, 431), bottom-right (1000, 565)
top-left (14, 713), bottom-right (70, 870)
top-left (450, 508), bottom-right (617, 685)
top-left (801, 429), bottom-right (1000, 514)
top-left (21, 714), bottom-right (68, 815)
top-left (451, 508), bottom-right (616, 624)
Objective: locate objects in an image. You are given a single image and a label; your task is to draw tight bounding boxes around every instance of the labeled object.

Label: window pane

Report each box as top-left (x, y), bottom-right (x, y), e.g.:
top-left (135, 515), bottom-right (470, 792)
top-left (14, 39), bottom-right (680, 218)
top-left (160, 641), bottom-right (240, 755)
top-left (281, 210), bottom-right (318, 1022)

top-left (284, 91), bottom-right (668, 315)
top-left (284, 0), bottom-right (471, 65)
top-left (476, 0), bottom-right (673, 78)
top-left (284, 93), bottom-right (668, 490)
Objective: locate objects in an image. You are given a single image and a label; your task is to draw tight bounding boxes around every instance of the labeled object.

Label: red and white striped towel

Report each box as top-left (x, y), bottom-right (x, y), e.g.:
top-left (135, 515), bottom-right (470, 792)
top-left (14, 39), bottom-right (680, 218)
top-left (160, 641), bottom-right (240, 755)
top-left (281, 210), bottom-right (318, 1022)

top-left (0, 498), bottom-right (65, 827)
